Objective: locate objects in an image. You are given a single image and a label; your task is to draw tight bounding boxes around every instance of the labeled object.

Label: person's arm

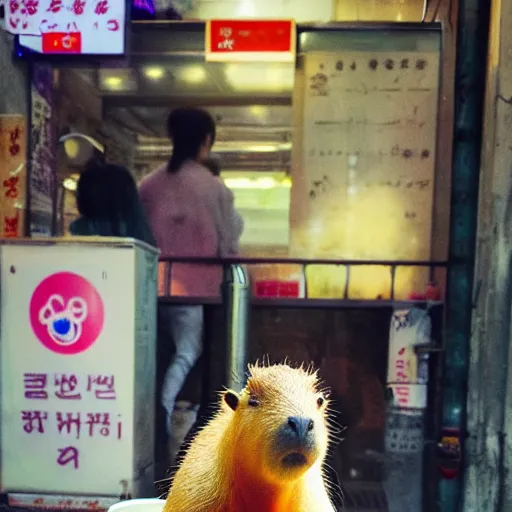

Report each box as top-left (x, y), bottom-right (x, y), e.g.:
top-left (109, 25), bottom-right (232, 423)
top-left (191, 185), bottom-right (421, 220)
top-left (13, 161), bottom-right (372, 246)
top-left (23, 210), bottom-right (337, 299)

top-left (214, 182), bottom-right (244, 257)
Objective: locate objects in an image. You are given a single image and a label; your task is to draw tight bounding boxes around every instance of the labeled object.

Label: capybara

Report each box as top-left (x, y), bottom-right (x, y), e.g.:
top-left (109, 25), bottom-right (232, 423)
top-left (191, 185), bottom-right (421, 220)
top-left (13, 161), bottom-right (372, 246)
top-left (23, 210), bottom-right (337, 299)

top-left (164, 362), bottom-right (338, 511)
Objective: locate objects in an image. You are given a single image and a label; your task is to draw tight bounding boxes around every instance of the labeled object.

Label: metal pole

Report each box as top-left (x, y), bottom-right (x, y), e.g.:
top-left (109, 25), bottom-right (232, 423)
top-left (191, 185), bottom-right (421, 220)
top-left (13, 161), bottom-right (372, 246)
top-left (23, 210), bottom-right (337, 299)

top-left (440, 0), bottom-right (491, 508)
top-left (222, 264), bottom-right (250, 392)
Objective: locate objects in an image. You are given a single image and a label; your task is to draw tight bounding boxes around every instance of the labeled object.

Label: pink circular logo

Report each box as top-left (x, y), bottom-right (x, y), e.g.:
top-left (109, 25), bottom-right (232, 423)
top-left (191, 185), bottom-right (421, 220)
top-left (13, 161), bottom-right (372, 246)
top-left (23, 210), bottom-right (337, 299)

top-left (29, 272), bottom-right (104, 355)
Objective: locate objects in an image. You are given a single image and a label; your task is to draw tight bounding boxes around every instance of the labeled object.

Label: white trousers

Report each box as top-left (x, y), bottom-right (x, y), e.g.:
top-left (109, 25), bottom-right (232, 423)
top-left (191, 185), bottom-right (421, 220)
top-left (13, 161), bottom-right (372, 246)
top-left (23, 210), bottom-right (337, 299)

top-left (159, 305), bottom-right (204, 435)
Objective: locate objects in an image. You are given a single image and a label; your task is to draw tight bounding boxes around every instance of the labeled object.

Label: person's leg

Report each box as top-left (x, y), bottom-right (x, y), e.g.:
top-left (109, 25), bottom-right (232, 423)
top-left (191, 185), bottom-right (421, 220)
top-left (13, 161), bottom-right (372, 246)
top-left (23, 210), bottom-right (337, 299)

top-left (161, 305), bottom-right (204, 435)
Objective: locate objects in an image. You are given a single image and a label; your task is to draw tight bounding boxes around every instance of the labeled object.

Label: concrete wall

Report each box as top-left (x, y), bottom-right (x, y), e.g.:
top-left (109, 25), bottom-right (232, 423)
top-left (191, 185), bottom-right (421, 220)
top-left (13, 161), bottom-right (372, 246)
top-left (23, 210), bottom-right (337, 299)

top-left (0, 31), bottom-right (28, 116)
top-left (464, 0), bottom-right (512, 509)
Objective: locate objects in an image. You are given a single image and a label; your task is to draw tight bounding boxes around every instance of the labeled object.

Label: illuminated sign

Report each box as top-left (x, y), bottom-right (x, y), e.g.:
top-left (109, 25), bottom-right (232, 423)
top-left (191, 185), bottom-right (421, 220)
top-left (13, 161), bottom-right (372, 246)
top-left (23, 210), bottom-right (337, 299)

top-left (206, 19), bottom-right (296, 63)
top-left (6, 0), bottom-right (126, 55)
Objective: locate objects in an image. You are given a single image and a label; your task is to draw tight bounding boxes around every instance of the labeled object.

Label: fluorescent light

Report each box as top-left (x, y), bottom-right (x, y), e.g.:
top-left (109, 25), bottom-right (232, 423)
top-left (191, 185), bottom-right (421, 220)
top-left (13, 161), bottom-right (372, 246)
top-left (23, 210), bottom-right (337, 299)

top-left (181, 66), bottom-right (207, 84)
top-left (144, 66), bottom-right (165, 80)
top-left (250, 105), bottom-right (266, 117)
top-left (63, 178), bottom-right (77, 192)
top-left (224, 177), bottom-right (291, 189)
top-left (104, 76), bottom-right (123, 89)
top-left (225, 63), bottom-right (294, 92)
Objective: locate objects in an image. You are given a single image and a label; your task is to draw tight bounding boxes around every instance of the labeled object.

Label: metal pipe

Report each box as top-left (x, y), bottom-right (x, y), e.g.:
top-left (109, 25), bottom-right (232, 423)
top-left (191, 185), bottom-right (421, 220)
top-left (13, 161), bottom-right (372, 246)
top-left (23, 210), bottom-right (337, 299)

top-left (440, 0), bottom-right (491, 508)
top-left (222, 264), bottom-right (250, 392)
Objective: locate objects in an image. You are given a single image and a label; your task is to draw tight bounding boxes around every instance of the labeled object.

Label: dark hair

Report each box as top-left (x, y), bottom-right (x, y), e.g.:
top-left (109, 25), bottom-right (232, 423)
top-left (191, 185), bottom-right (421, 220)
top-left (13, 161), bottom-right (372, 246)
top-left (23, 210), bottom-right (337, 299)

top-left (75, 162), bottom-right (155, 245)
top-left (167, 107), bottom-right (216, 173)
top-left (202, 157), bottom-right (221, 177)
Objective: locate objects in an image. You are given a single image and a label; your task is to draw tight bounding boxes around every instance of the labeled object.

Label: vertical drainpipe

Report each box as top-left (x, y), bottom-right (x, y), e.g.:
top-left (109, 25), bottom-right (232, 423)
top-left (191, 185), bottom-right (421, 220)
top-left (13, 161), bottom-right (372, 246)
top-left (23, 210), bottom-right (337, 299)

top-left (439, 0), bottom-right (491, 509)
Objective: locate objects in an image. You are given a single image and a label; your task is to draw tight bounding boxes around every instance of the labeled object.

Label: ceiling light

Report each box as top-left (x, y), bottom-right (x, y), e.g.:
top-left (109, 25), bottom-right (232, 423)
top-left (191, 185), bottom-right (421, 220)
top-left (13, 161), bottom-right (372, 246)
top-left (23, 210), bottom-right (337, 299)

top-left (181, 66), bottom-right (207, 84)
top-left (225, 63), bottom-right (294, 92)
top-left (144, 66), bottom-right (165, 80)
top-left (223, 177), bottom-right (291, 189)
top-left (104, 76), bottom-right (123, 89)
top-left (63, 178), bottom-right (77, 192)
top-left (250, 105), bottom-right (266, 117)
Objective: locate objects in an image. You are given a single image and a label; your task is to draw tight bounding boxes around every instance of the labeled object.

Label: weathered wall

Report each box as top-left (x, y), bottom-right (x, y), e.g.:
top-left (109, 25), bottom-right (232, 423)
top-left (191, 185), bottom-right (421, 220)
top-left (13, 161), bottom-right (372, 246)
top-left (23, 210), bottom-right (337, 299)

top-left (0, 31), bottom-right (28, 116)
top-left (464, 0), bottom-right (512, 508)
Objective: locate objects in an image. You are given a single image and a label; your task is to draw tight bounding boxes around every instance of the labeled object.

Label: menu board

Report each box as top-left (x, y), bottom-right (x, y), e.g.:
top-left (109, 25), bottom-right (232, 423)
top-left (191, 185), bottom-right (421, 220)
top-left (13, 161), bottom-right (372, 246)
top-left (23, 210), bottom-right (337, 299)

top-left (290, 49), bottom-right (440, 299)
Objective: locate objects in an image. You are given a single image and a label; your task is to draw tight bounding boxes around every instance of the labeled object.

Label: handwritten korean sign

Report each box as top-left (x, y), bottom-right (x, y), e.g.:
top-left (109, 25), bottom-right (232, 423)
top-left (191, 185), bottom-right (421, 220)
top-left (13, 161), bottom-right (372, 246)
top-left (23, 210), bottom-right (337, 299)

top-left (0, 115), bottom-right (26, 238)
top-left (22, 372), bottom-right (122, 465)
top-left (7, 1), bottom-right (126, 55)
top-left (206, 19), bottom-right (295, 63)
top-left (0, 244), bottom-right (154, 496)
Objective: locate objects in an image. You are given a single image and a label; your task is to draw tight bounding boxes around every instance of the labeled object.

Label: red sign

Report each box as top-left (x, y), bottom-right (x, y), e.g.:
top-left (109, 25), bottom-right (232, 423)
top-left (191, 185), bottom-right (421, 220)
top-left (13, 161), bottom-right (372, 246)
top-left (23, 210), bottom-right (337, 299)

top-left (206, 19), bottom-right (295, 62)
top-left (42, 32), bottom-right (82, 53)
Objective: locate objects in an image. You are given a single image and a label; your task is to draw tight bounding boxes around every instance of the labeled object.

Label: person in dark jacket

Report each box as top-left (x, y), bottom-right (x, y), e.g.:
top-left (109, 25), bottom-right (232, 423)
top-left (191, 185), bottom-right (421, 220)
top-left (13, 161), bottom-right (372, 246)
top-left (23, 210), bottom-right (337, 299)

top-left (69, 161), bottom-right (155, 246)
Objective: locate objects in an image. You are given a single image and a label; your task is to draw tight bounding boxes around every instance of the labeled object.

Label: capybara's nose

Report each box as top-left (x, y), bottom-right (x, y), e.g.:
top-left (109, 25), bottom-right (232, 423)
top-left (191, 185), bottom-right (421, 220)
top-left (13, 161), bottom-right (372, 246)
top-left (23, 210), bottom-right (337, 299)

top-left (287, 416), bottom-right (314, 439)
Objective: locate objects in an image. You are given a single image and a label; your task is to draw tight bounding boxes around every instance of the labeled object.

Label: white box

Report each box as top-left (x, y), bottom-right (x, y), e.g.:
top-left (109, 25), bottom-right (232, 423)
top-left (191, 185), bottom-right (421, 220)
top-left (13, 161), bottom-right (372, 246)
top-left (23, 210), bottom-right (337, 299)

top-left (0, 237), bottom-right (159, 499)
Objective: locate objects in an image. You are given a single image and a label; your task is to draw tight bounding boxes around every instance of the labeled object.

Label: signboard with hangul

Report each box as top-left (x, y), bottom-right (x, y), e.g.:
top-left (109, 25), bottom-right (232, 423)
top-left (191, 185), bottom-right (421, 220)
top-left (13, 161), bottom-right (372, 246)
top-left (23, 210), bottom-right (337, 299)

top-left (5, 1), bottom-right (126, 55)
top-left (0, 238), bottom-right (158, 497)
top-left (0, 115), bottom-right (27, 238)
top-left (206, 19), bottom-right (295, 62)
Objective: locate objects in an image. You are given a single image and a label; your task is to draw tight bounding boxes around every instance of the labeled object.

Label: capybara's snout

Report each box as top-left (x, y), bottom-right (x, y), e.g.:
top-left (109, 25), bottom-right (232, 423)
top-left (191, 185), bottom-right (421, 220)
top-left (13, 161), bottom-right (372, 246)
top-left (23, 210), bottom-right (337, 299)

top-left (275, 415), bottom-right (316, 459)
top-left (287, 416), bottom-right (314, 440)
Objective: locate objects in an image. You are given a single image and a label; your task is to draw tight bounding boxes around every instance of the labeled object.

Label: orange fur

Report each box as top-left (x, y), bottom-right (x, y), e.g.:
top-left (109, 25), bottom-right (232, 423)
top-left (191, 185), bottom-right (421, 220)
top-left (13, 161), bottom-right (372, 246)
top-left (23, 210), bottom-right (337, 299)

top-left (164, 362), bottom-right (337, 512)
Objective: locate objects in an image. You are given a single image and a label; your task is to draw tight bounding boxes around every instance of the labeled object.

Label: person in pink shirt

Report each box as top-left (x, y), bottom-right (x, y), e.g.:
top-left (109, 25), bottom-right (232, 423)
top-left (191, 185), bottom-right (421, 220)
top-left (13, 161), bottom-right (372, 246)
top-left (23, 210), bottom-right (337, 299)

top-left (138, 107), bottom-right (243, 437)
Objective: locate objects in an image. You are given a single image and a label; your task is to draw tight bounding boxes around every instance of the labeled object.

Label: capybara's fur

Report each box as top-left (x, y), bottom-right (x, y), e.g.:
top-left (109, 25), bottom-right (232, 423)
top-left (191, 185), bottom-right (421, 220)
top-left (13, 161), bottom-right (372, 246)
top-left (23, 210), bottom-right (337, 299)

top-left (164, 362), bottom-right (337, 512)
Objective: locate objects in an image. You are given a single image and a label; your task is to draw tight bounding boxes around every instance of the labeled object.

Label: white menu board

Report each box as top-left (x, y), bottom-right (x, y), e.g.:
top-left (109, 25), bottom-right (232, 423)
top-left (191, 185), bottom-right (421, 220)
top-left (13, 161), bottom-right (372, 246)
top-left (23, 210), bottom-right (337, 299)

top-left (291, 50), bottom-right (440, 261)
top-left (6, 0), bottom-right (126, 55)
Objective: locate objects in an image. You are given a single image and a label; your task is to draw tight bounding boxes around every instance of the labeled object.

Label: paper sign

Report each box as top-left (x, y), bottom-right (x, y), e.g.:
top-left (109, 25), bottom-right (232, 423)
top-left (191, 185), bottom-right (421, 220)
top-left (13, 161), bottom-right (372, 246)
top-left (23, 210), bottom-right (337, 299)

top-left (0, 115), bottom-right (27, 238)
top-left (206, 19), bottom-right (295, 62)
top-left (7, 1), bottom-right (126, 55)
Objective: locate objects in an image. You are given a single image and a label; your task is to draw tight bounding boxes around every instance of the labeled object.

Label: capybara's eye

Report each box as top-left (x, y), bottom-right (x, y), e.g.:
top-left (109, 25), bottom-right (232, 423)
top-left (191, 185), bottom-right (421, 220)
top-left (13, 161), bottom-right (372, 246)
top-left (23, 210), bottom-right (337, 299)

top-left (248, 396), bottom-right (260, 407)
top-left (317, 396), bottom-right (325, 408)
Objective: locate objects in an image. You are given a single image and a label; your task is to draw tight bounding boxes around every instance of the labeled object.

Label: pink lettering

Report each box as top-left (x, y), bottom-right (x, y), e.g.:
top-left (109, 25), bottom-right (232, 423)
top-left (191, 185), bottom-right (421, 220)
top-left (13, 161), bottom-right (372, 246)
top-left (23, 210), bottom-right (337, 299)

top-left (85, 412), bottom-right (110, 437)
top-left (21, 410), bottom-right (48, 433)
top-left (56, 412), bottom-right (81, 439)
top-left (54, 374), bottom-right (82, 400)
top-left (46, 0), bottom-right (62, 12)
top-left (94, 0), bottom-right (109, 15)
top-left (24, 373), bottom-right (48, 399)
top-left (9, 17), bottom-right (20, 29)
top-left (25, 0), bottom-right (39, 15)
top-left (106, 19), bottom-right (119, 31)
top-left (73, 0), bottom-right (86, 14)
top-left (394, 385), bottom-right (410, 406)
top-left (57, 446), bottom-right (79, 469)
top-left (87, 374), bottom-right (116, 400)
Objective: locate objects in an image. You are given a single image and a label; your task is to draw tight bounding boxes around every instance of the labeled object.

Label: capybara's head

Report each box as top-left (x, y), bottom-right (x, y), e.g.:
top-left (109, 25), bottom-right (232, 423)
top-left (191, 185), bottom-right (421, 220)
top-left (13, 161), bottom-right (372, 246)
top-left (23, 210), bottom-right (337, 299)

top-left (223, 362), bottom-right (331, 484)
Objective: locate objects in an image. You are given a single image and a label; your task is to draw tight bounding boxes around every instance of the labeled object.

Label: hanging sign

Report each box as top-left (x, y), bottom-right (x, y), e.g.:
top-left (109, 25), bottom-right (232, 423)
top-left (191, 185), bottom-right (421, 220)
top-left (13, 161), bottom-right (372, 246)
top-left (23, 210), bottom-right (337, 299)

top-left (206, 19), bottom-right (296, 63)
top-left (5, 1), bottom-right (126, 56)
top-left (0, 115), bottom-right (27, 238)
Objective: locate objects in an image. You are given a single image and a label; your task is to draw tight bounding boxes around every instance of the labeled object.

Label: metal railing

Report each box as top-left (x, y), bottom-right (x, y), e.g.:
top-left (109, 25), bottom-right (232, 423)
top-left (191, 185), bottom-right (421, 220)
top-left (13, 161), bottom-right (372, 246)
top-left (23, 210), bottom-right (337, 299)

top-left (158, 256), bottom-right (449, 304)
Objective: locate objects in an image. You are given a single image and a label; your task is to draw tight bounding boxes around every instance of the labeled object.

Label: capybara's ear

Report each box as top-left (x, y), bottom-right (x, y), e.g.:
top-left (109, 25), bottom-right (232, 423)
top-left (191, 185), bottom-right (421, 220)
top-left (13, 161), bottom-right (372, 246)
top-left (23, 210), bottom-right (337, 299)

top-left (224, 390), bottom-right (240, 411)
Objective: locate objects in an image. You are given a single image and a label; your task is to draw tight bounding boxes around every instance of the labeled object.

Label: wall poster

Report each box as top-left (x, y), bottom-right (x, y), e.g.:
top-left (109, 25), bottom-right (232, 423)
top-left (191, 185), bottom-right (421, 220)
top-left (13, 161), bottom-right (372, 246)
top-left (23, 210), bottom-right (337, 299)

top-left (30, 64), bottom-right (57, 236)
top-left (290, 38), bottom-right (441, 299)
